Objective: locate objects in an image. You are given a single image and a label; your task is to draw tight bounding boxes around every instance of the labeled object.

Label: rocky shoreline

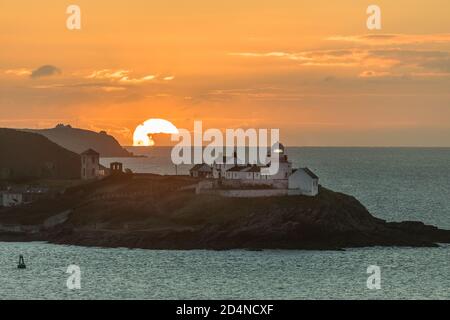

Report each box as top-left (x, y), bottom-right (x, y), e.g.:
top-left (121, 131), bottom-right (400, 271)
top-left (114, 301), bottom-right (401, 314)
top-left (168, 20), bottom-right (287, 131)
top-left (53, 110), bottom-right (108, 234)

top-left (1, 175), bottom-right (449, 250)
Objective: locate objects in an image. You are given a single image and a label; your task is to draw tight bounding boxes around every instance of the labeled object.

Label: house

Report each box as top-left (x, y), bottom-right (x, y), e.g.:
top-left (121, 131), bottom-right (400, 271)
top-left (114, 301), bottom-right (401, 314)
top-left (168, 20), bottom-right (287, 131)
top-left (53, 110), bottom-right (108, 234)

top-left (191, 143), bottom-right (320, 197)
top-left (225, 164), bottom-right (264, 180)
top-left (81, 149), bottom-right (100, 180)
top-left (0, 186), bottom-right (50, 207)
top-left (1, 191), bottom-right (23, 207)
top-left (99, 164), bottom-right (110, 177)
top-left (212, 155), bottom-right (237, 179)
top-left (98, 162), bottom-right (126, 177)
top-left (218, 143), bottom-right (292, 190)
top-left (226, 165), bottom-right (247, 180)
top-left (110, 162), bottom-right (124, 175)
top-left (189, 163), bottom-right (213, 178)
top-left (288, 168), bottom-right (319, 196)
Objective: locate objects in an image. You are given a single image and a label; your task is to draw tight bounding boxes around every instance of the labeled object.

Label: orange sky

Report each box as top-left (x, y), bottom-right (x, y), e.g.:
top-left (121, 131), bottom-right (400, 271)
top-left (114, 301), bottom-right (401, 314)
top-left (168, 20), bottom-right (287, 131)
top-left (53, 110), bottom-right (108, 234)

top-left (1, 0), bottom-right (450, 146)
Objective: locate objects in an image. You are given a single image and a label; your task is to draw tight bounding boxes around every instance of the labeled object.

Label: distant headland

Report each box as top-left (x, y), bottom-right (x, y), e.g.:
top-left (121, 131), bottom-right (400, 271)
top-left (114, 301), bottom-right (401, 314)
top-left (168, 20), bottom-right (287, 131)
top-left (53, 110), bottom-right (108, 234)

top-left (23, 124), bottom-right (133, 157)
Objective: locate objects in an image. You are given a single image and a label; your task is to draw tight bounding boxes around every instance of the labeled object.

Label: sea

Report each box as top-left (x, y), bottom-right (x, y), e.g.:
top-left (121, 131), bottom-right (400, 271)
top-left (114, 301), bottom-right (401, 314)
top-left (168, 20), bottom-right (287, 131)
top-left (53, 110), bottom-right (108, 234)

top-left (0, 147), bottom-right (449, 299)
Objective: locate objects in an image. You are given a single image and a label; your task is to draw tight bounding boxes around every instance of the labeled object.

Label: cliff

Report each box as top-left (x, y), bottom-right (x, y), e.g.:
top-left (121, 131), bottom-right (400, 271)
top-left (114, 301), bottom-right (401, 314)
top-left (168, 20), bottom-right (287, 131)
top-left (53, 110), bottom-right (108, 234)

top-left (0, 174), bottom-right (449, 250)
top-left (24, 125), bottom-right (132, 157)
top-left (0, 128), bottom-right (81, 180)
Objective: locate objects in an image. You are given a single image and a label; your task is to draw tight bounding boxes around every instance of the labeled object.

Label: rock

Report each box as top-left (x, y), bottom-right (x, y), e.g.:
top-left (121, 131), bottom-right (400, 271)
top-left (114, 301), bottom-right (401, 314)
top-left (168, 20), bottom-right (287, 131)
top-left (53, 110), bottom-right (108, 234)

top-left (1, 176), bottom-right (449, 250)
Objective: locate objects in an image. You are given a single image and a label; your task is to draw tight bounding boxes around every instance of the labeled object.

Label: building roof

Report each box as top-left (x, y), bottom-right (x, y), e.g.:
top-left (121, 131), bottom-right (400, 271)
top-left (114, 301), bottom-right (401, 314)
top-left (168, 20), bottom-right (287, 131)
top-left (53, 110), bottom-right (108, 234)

top-left (189, 164), bottom-right (202, 172)
top-left (189, 163), bottom-right (212, 172)
top-left (227, 164), bottom-right (262, 173)
top-left (81, 148), bottom-right (100, 156)
top-left (301, 167), bottom-right (319, 179)
top-left (227, 165), bottom-right (247, 172)
top-left (247, 165), bottom-right (261, 172)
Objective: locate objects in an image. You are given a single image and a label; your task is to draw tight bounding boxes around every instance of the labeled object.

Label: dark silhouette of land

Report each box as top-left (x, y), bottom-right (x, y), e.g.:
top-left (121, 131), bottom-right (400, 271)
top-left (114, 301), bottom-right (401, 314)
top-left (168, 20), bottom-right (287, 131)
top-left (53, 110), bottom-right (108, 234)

top-left (0, 128), bottom-right (80, 180)
top-left (23, 124), bottom-right (132, 157)
top-left (1, 174), bottom-right (449, 250)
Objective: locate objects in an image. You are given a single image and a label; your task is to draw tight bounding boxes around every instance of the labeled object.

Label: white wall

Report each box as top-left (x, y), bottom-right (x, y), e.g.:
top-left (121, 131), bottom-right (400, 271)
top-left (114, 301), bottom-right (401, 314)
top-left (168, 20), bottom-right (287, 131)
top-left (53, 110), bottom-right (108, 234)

top-left (198, 189), bottom-right (288, 198)
top-left (288, 169), bottom-right (319, 196)
top-left (2, 193), bottom-right (23, 207)
top-left (213, 163), bottom-right (235, 179)
top-left (81, 155), bottom-right (99, 180)
top-left (266, 161), bottom-right (292, 180)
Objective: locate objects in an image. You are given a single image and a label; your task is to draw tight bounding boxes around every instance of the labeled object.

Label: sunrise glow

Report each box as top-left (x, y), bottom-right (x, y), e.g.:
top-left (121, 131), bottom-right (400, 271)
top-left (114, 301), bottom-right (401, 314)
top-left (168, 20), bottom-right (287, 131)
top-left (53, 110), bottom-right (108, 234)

top-left (133, 118), bottom-right (179, 146)
top-left (1, 0), bottom-right (450, 146)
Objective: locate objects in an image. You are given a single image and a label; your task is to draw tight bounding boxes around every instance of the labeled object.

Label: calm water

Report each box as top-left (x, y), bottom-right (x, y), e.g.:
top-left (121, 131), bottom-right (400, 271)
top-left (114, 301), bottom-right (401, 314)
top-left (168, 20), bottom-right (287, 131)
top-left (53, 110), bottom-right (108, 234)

top-left (1, 148), bottom-right (449, 299)
top-left (0, 242), bottom-right (449, 300)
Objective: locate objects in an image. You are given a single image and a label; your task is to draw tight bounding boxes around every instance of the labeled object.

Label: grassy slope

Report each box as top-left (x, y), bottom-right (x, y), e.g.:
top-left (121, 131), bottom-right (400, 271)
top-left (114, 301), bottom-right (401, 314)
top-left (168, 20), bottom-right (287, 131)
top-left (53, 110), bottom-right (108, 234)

top-left (1, 175), bottom-right (449, 249)
top-left (0, 128), bottom-right (81, 180)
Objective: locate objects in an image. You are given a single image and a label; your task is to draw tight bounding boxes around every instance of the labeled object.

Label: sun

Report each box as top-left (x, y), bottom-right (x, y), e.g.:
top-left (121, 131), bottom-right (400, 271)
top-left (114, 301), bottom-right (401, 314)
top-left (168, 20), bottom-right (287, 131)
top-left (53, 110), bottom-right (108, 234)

top-left (133, 118), bottom-right (179, 146)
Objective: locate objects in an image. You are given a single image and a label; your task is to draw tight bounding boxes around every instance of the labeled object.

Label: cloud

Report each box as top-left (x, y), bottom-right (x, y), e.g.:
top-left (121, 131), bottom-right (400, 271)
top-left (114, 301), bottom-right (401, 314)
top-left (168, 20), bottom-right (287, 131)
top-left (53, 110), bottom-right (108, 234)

top-left (30, 65), bottom-right (61, 78)
top-left (119, 74), bottom-right (155, 84)
top-left (86, 69), bottom-right (157, 84)
top-left (419, 58), bottom-right (450, 72)
top-left (30, 82), bottom-right (128, 92)
top-left (198, 87), bottom-right (326, 102)
top-left (366, 49), bottom-right (450, 74)
top-left (231, 52), bottom-right (294, 58)
top-left (86, 69), bottom-right (130, 80)
top-left (358, 70), bottom-right (391, 78)
top-left (231, 49), bottom-right (395, 68)
top-left (230, 50), bottom-right (364, 66)
top-left (100, 86), bottom-right (127, 92)
top-left (4, 68), bottom-right (32, 76)
top-left (231, 48), bottom-right (450, 78)
top-left (327, 33), bottom-right (450, 45)
top-left (85, 123), bottom-right (133, 141)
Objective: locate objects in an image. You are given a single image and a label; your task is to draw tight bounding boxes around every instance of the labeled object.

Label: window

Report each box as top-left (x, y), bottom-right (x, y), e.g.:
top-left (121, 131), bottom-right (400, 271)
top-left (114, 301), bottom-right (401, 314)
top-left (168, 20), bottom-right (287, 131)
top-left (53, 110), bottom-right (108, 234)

top-left (83, 168), bottom-right (86, 177)
top-left (92, 168), bottom-right (95, 176)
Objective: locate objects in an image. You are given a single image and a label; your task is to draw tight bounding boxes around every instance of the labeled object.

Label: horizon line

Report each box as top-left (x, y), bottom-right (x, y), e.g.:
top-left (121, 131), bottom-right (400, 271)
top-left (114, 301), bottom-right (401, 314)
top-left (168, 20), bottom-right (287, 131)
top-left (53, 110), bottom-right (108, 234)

top-left (123, 145), bottom-right (450, 149)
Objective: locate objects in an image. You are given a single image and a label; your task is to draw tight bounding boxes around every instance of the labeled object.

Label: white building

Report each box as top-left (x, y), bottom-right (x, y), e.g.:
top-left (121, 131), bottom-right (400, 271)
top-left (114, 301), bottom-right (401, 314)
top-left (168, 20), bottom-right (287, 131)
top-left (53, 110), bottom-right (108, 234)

top-left (288, 168), bottom-right (319, 196)
top-left (211, 152), bottom-right (240, 179)
top-left (191, 143), bottom-right (320, 197)
top-left (221, 144), bottom-right (292, 183)
top-left (81, 149), bottom-right (100, 180)
top-left (1, 192), bottom-right (23, 207)
top-left (225, 165), bottom-right (263, 180)
top-left (189, 163), bottom-right (213, 178)
top-left (0, 187), bottom-right (49, 207)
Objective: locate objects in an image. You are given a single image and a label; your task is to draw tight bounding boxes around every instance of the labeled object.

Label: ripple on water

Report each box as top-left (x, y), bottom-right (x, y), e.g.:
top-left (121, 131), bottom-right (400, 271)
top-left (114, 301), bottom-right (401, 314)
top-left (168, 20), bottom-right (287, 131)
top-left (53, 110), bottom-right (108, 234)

top-left (0, 242), bottom-right (449, 299)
